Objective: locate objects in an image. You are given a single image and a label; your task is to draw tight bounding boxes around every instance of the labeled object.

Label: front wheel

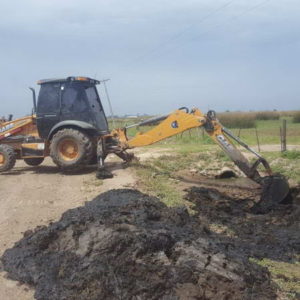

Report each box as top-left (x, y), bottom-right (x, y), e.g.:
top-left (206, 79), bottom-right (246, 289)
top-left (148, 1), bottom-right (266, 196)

top-left (24, 157), bottom-right (44, 166)
top-left (50, 128), bottom-right (93, 171)
top-left (0, 145), bottom-right (16, 172)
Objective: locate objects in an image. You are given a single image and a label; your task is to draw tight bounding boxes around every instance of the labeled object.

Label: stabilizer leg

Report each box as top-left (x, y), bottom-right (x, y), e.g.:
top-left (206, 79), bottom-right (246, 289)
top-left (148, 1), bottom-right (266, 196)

top-left (96, 139), bottom-right (113, 179)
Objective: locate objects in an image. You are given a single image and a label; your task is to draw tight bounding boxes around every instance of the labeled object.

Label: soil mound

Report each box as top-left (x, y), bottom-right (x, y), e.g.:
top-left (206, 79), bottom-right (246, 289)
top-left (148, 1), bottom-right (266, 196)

top-left (186, 186), bottom-right (300, 262)
top-left (2, 189), bottom-right (277, 300)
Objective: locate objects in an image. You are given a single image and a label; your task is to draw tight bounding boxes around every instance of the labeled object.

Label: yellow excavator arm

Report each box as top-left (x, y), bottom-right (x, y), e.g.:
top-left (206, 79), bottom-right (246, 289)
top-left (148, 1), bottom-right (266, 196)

top-left (111, 108), bottom-right (267, 182)
top-left (101, 107), bottom-right (289, 212)
top-left (113, 108), bottom-right (206, 148)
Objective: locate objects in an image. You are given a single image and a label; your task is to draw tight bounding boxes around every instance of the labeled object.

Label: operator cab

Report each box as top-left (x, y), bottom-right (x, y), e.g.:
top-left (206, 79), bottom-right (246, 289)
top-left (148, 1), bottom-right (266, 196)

top-left (35, 76), bottom-right (109, 139)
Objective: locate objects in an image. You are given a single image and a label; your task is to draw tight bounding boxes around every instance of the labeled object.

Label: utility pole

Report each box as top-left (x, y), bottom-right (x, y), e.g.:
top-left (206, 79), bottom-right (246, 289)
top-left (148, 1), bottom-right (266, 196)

top-left (100, 79), bottom-right (116, 129)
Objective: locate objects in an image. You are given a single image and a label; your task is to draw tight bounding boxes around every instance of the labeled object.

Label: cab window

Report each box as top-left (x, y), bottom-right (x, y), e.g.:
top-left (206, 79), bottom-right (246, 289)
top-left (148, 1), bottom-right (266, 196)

top-left (61, 84), bottom-right (89, 113)
top-left (37, 83), bottom-right (60, 113)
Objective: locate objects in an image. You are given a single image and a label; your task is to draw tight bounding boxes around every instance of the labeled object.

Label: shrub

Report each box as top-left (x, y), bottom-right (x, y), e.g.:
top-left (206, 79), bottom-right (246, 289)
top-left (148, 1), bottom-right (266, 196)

top-left (218, 112), bottom-right (256, 129)
top-left (293, 111), bottom-right (300, 123)
top-left (255, 111), bottom-right (280, 120)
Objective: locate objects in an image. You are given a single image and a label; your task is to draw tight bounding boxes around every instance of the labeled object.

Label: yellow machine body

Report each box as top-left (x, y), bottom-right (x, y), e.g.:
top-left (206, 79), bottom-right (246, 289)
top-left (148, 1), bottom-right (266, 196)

top-left (0, 115), bottom-right (47, 159)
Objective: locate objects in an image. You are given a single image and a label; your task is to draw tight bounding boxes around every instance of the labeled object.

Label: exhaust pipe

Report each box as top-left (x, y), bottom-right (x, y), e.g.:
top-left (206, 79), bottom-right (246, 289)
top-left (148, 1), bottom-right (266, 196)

top-left (29, 87), bottom-right (37, 113)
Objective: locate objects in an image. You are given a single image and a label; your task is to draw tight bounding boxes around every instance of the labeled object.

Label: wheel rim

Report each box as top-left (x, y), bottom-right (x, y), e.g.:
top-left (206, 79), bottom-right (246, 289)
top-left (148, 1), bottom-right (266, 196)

top-left (0, 153), bottom-right (5, 166)
top-left (58, 139), bottom-right (79, 161)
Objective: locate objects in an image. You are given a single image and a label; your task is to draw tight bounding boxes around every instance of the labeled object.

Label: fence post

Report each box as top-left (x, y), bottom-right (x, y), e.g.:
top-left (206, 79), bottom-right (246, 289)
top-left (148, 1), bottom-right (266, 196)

top-left (238, 128), bottom-right (241, 138)
top-left (280, 127), bottom-right (283, 152)
top-left (280, 119), bottom-right (287, 152)
top-left (255, 128), bottom-right (261, 152)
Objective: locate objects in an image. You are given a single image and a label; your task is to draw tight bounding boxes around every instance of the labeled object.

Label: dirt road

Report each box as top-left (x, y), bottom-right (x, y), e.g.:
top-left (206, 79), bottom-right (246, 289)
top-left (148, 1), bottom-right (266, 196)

top-left (0, 158), bottom-right (136, 300)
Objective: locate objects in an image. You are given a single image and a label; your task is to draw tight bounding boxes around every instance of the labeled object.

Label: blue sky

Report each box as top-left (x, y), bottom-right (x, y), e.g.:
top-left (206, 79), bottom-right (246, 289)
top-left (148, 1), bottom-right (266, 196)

top-left (1, 0), bottom-right (299, 117)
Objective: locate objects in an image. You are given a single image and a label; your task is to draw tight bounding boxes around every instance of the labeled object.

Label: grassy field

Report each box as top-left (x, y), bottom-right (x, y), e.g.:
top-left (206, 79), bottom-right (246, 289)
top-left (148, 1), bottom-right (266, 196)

top-left (133, 148), bottom-right (300, 206)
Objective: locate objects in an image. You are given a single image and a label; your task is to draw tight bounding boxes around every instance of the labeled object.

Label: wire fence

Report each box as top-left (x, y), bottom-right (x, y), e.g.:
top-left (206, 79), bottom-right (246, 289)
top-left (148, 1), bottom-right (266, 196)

top-left (108, 117), bottom-right (300, 151)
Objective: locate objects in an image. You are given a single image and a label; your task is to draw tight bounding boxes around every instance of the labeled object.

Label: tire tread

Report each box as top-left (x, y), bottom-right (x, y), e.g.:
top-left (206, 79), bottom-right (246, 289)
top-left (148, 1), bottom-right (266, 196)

top-left (0, 144), bottom-right (16, 172)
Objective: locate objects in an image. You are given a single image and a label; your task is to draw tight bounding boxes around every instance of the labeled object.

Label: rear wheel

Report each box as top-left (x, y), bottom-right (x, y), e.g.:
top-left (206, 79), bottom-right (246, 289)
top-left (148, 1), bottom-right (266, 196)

top-left (50, 128), bottom-right (93, 171)
top-left (24, 157), bottom-right (44, 166)
top-left (0, 145), bottom-right (16, 172)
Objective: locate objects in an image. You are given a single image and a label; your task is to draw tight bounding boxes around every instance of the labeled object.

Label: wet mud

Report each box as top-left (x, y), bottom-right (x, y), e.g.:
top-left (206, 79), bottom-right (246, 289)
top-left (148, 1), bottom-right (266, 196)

top-left (1, 188), bottom-right (299, 300)
top-left (186, 185), bottom-right (300, 262)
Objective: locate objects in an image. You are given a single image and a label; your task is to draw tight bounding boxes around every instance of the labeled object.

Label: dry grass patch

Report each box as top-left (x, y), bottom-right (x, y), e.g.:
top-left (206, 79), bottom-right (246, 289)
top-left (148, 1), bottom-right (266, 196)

top-left (218, 112), bottom-right (256, 129)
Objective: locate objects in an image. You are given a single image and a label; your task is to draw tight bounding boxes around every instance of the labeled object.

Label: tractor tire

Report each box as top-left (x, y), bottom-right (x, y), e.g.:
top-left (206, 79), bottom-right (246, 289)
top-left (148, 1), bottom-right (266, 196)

top-left (24, 157), bottom-right (44, 166)
top-left (0, 145), bottom-right (16, 172)
top-left (50, 128), bottom-right (93, 171)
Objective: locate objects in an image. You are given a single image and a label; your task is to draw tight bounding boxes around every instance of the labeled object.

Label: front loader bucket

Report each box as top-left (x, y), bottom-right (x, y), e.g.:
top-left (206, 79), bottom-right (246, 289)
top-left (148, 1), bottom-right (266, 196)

top-left (251, 174), bottom-right (290, 214)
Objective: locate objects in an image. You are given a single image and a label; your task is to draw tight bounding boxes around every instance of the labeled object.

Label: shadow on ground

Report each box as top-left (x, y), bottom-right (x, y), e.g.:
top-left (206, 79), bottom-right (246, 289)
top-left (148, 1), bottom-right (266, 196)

top-left (0, 161), bottom-right (131, 177)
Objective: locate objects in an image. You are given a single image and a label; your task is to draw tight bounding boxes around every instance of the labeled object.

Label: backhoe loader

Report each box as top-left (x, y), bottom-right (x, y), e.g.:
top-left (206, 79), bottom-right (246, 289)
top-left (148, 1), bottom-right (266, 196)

top-left (0, 76), bottom-right (289, 212)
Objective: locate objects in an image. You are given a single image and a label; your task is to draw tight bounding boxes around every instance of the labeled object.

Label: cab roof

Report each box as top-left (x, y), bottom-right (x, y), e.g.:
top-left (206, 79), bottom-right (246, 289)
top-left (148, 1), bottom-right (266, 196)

top-left (37, 76), bottom-right (100, 85)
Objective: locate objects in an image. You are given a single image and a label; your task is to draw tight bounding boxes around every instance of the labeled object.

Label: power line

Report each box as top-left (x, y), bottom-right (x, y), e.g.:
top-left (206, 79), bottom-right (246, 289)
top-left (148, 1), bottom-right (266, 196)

top-left (129, 0), bottom-right (272, 65)
top-left (186, 0), bottom-right (272, 49)
top-left (126, 0), bottom-right (236, 66)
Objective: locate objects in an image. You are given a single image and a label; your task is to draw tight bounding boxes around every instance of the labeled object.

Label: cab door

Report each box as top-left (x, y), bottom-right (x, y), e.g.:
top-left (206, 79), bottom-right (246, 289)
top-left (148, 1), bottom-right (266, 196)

top-left (36, 83), bottom-right (61, 139)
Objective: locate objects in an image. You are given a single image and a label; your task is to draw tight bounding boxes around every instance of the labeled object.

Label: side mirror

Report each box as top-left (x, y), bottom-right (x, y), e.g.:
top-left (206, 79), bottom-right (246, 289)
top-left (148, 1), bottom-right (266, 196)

top-left (29, 87), bottom-right (37, 114)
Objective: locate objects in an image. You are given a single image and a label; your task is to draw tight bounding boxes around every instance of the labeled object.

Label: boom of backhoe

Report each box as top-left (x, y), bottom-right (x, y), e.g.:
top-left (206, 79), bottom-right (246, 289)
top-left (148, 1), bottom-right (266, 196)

top-left (97, 107), bottom-right (290, 212)
top-left (105, 108), bottom-right (267, 183)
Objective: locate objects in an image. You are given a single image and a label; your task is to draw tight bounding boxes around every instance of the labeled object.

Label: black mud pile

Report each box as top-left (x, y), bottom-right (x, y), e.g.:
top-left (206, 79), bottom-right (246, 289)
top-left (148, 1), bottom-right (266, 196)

top-left (2, 189), bottom-right (277, 300)
top-left (186, 186), bottom-right (300, 262)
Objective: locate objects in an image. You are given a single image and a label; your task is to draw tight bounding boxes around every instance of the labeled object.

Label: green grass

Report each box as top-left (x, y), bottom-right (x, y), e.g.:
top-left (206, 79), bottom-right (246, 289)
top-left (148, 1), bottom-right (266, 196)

top-left (133, 162), bottom-right (184, 207)
top-left (281, 150), bottom-right (300, 160)
top-left (250, 258), bottom-right (300, 299)
top-left (228, 118), bottom-right (300, 146)
top-left (259, 151), bottom-right (300, 183)
top-left (132, 151), bottom-right (214, 207)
